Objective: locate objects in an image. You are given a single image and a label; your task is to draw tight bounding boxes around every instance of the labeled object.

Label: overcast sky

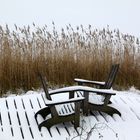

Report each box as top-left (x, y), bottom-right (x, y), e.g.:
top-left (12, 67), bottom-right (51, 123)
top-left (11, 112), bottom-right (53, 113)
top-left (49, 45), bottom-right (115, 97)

top-left (0, 0), bottom-right (140, 37)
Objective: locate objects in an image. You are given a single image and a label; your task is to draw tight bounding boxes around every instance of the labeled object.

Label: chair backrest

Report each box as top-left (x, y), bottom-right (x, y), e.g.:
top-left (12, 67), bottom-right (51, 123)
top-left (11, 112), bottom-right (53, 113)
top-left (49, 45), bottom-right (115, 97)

top-left (102, 64), bottom-right (119, 89)
top-left (37, 72), bottom-right (52, 100)
top-left (37, 72), bottom-right (59, 117)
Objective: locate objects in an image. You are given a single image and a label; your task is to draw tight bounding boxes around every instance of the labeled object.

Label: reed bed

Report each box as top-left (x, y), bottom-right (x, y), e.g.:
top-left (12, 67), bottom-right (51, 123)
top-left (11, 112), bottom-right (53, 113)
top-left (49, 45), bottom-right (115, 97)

top-left (0, 23), bottom-right (139, 95)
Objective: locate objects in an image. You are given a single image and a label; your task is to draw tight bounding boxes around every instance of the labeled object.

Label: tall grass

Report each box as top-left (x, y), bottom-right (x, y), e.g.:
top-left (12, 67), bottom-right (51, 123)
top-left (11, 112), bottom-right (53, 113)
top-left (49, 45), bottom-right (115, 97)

top-left (0, 23), bottom-right (139, 94)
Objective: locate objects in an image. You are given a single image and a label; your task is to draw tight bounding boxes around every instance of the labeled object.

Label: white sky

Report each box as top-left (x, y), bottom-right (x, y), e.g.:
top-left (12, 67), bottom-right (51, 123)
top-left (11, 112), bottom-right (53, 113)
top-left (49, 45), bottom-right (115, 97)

top-left (0, 0), bottom-right (140, 37)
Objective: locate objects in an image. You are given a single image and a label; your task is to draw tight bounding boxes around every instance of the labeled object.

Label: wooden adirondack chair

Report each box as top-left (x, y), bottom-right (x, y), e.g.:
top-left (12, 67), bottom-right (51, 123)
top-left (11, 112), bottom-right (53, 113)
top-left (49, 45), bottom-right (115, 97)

top-left (35, 73), bottom-right (85, 131)
top-left (74, 64), bottom-right (120, 110)
top-left (67, 86), bottom-right (121, 116)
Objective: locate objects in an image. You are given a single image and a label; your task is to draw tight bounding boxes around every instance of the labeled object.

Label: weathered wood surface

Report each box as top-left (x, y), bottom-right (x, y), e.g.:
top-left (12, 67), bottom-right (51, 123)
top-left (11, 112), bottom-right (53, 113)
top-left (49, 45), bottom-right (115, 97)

top-left (0, 92), bottom-right (140, 140)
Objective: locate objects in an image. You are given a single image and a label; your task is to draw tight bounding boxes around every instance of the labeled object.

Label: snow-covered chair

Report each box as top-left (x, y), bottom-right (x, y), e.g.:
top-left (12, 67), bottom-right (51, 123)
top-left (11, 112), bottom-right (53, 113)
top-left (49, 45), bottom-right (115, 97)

top-left (35, 73), bottom-right (85, 131)
top-left (74, 64), bottom-right (119, 104)
top-left (73, 64), bottom-right (121, 115)
top-left (69, 86), bottom-right (121, 116)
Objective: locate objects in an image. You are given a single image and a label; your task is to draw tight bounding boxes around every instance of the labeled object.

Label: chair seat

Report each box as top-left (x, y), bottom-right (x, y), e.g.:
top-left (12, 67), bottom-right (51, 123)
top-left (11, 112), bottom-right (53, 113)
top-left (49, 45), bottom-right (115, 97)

top-left (55, 103), bottom-right (75, 116)
top-left (43, 103), bottom-right (75, 120)
top-left (76, 91), bottom-right (104, 105)
top-left (88, 93), bottom-right (104, 105)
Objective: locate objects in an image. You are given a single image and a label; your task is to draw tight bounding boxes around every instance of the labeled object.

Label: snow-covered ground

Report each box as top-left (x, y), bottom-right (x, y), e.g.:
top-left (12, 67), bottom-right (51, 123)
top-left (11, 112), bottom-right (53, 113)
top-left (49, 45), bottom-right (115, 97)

top-left (0, 88), bottom-right (140, 140)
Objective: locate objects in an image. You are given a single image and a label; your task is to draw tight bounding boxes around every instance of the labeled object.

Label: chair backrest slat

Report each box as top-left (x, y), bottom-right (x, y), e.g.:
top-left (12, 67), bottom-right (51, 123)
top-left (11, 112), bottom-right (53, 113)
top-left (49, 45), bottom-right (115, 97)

top-left (38, 72), bottom-right (52, 100)
top-left (103, 64), bottom-right (119, 89)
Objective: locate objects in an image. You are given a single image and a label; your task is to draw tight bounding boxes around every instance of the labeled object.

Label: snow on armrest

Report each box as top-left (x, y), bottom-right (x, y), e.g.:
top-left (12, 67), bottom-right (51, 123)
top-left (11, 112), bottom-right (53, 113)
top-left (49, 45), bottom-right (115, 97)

top-left (45, 96), bottom-right (85, 106)
top-left (74, 78), bottom-right (105, 85)
top-left (49, 86), bottom-right (116, 96)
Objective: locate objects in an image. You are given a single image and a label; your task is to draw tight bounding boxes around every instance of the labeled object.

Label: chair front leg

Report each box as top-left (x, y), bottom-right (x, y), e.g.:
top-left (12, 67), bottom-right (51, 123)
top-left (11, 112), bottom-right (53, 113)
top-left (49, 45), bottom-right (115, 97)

top-left (83, 91), bottom-right (89, 115)
top-left (74, 102), bottom-right (81, 128)
top-left (103, 95), bottom-right (112, 106)
top-left (69, 91), bottom-right (74, 99)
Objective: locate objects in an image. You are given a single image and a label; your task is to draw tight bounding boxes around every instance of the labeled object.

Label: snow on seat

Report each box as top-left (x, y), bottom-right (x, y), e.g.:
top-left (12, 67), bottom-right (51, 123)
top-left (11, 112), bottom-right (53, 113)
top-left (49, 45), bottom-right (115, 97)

top-left (55, 103), bottom-right (75, 116)
top-left (76, 91), bottom-right (105, 105)
top-left (88, 93), bottom-right (105, 105)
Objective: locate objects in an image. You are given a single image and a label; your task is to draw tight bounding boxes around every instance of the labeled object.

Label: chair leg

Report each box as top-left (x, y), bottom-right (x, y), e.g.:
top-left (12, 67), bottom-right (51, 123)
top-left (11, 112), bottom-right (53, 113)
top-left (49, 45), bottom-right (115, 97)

top-left (83, 91), bottom-right (89, 115)
top-left (73, 117), bottom-right (79, 129)
top-left (38, 118), bottom-right (54, 131)
top-left (74, 103), bottom-right (80, 128)
top-left (35, 107), bottom-right (51, 119)
top-left (89, 104), bottom-right (121, 116)
top-left (102, 106), bottom-right (121, 116)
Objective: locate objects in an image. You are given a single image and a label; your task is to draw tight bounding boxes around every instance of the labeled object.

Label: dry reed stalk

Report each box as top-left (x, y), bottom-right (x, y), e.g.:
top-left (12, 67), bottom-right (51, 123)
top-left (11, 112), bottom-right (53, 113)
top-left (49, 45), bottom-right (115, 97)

top-left (0, 24), bottom-right (139, 95)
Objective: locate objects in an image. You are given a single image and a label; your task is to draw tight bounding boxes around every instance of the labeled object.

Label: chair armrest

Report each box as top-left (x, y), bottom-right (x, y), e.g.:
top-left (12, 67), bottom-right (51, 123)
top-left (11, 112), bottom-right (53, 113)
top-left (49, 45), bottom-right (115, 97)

top-left (49, 86), bottom-right (116, 96)
top-left (45, 97), bottom-right (85, 106)
top-left (49, 89), bottom-right (73, 95)
top-left (74, 78), bottom-right (105, 86)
